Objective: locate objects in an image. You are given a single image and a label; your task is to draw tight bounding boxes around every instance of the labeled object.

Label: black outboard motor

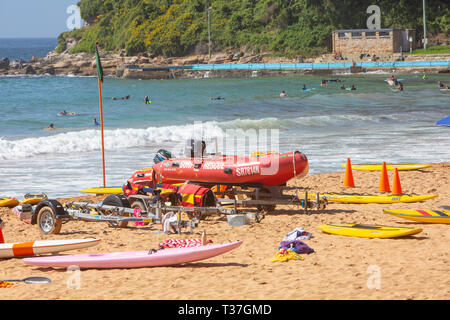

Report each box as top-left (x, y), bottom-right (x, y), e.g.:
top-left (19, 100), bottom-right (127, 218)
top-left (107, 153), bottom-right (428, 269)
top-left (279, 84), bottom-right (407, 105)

top-left (184, 139), bottom-right (206, 158)
top-left (153, 149), bottom-right (172, 164)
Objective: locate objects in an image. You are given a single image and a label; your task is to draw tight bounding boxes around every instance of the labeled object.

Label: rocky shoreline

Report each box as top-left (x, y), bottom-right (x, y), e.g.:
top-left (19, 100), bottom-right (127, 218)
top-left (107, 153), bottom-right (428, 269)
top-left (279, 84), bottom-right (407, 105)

top-left (1, 49), bottom-right (449, 79)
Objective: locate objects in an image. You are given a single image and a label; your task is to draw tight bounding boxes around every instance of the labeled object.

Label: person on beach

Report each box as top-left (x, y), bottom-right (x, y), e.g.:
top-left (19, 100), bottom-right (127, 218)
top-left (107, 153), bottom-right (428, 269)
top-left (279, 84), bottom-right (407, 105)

top-left (280, 91), bottom-right (287, 97)
top-left (44, 123), bottom-right (55, 130)
top-left (94, 118), bottom-right (100, 126)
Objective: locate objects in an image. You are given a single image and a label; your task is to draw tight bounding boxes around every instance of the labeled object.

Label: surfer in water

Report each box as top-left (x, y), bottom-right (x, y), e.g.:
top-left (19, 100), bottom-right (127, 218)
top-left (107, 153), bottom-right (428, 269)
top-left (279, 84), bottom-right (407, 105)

top-left (144, 96), bottom-right (152, 104)
top-left (94, 118), bottom-right (100, 126)
top-left (302, 84), bottom-right (307, 91)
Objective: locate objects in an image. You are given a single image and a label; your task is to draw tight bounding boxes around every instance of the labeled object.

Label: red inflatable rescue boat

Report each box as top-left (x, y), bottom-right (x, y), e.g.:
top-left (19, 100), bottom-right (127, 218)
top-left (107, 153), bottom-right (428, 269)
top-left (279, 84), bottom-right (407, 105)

top-left (152, 151), bottom-right (309, 188)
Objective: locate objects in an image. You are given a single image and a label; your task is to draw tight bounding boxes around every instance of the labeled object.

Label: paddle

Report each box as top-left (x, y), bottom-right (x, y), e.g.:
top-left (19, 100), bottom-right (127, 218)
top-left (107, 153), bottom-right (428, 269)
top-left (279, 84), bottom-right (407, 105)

top-left (1, 277), bottom-right (51, 284)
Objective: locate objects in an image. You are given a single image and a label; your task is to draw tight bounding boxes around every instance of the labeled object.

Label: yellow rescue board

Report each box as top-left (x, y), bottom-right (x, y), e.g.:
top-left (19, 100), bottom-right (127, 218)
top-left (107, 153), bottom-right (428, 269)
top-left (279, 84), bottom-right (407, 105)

top-left (21, 193), bottom-right (48, 205)
top-left (80, 187), bottom-right (174, 195)
top-left (80, 187), bottom-right (124, 195)
top-left (0, 197), bottom-right (19, 207)
top-left (341, 163), bottom-right (431, 171)
top-left (317, 223), bottom-right (422, 238)
top-left (383, 209), bottom-right (450, 224)
top-left (306, 193), bottom-right (437, 204)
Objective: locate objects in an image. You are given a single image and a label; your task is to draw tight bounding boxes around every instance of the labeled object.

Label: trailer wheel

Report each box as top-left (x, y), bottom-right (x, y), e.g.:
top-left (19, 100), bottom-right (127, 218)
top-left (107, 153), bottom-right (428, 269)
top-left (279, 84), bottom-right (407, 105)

top-left (130, 200), bottom-right (150, 226)
top-left (37, 206), bottom-right (62, 235)
top-left (102, 194), bottom-right (130, 228)
top-left (254, 188), bottom-right (276, 213)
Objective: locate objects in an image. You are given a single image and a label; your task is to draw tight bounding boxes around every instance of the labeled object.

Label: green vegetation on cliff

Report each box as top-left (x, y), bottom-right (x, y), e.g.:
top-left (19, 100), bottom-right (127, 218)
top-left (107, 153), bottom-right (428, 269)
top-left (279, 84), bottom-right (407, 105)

top-left (57, 0), bottom-right (449, 57)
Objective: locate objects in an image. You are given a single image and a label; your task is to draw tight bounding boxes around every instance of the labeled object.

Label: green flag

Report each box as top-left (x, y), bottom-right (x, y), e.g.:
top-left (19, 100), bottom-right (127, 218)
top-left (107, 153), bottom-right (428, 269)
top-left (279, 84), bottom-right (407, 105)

top-left (95, 43), bottom-right (104, 82)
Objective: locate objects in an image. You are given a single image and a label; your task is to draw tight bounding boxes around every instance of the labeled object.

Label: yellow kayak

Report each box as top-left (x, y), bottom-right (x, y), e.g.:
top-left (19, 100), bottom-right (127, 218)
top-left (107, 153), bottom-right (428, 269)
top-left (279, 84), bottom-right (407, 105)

top-left (383, 209), bottom-right (450, 224)
top-left (317, 223), bottom-right (422, 238)
top-left (306, 193), bottom-right (437, 204)
top-left (341, 163), bottom-right (431, 171)
top-left (80, 187), bottom-right (124, 195)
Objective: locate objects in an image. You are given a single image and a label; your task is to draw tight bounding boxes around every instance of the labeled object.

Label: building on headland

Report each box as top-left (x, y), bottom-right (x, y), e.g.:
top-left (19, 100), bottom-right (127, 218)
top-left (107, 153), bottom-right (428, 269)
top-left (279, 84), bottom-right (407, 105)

top-left (332, 29), bottom-right (416, 55)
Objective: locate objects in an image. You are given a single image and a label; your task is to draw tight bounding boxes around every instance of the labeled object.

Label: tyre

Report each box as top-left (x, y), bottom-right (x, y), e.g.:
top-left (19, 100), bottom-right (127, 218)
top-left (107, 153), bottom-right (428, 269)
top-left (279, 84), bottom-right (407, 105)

top-left (254, 188), bottom-right (276, 213)
top-left (102, 194), bottom-right (131, 228)
top-left (37, 206), bottom-right (62, 235)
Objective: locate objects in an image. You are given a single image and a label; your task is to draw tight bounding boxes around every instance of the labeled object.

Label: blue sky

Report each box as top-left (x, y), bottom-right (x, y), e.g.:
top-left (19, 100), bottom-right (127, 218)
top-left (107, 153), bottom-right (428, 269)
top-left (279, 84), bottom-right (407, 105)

top-left (0, 0), bottom-right (82, 38)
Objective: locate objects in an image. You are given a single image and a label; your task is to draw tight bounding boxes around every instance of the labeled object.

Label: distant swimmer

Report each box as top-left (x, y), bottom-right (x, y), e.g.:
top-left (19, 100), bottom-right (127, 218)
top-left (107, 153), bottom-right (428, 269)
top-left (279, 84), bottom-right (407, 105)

top-left (351, 84), bottom-right (356, 90)
top-left (210, 96), bottom-right (225, 100)
top-left (437, 81), bottom-right (445, 88)
top-left (340, 85), bottom-right (346, 90)
top-left (280, 91), bottom-right (287, 97)
top-left (58, 110), bottom-right (76, 116)
top-left (113, 95), bottom-right (130, 100)
top-left (422, 73), bottom-right (428, 80)
top-left (44, 123), bottom-right (55, 131)
top-left (302, 84), bottom-right (307, 91)
top-left (94, 118), bottom-right (100, 126)
top-left (321, 79), bottom-right (327, 86)
top-left (144, 96), bottom-right (152, 104)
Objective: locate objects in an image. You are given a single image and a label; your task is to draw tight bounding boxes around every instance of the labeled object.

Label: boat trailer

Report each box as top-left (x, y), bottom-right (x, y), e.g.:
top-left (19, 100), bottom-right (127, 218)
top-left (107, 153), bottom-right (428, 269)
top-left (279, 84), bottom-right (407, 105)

top-left (21, 194), bottom-right (237, 235)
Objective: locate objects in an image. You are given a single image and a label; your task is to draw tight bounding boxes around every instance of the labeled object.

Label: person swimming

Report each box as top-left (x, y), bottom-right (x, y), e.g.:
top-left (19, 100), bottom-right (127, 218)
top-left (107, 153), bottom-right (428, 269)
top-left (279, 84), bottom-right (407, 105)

top-left (280, 91), bottom-right (287, 97)
top-left (94, 118), bottom-right (100, 126)
top-left (44, 123), bottom-right (55, 130)
top-left (144, 96), bottom-right (152, 104)
top-left (321, 79), bottom-right (327, 86)
top-left (350, 84), bottom-right (356, 90)
top-left (302, 84), bottom-right (307, 91)
top-left (210, 96), bottom-right (225, 100)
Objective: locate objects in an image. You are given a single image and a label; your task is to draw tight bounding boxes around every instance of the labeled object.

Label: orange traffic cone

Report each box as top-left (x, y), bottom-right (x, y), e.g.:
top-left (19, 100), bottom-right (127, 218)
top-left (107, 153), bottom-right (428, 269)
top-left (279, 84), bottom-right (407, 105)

top-left (343, 158), bottom-right (355, 187)
top-left (379, 161), bottom-right (391, 193)
top-left (391, 168), bottom-right (402, 195)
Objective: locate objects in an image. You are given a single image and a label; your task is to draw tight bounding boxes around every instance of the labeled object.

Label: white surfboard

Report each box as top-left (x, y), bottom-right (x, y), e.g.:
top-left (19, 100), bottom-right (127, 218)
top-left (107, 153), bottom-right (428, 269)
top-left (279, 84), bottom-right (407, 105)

top-left (0, 238), bottom-right (101, 258)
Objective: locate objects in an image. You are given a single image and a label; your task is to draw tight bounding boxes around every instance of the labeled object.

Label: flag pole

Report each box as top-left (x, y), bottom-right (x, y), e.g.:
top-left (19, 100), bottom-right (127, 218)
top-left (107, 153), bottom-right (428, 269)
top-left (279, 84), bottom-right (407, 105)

top-left (96, 41), bottom-right (106, 187)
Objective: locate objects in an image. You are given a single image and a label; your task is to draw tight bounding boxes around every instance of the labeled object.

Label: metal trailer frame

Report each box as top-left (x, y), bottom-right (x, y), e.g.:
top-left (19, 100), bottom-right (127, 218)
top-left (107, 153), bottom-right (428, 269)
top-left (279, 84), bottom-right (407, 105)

top-left (25, 194), bottom-right (238, 235)
top-left (193, 184), bottom-right (328, 216)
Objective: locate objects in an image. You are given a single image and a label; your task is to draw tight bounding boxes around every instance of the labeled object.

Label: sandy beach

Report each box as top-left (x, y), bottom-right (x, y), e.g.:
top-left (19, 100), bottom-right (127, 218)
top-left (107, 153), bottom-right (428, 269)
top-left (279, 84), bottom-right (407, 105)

top-left (0, 162), bottom-right (449, 300)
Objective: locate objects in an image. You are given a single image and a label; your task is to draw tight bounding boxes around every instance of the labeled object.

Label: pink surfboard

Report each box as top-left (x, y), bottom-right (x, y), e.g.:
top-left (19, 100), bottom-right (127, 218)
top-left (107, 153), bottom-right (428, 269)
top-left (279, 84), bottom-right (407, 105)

top-left (23, 241), bottom-right (242, 269)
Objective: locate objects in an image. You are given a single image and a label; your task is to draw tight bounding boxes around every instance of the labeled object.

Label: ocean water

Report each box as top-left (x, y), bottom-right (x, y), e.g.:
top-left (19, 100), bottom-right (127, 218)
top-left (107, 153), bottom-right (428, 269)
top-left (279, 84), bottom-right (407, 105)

top-left (0, 38), bottom-right (57, 61)
top-left (1, 40), bottom-right (449, 198)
